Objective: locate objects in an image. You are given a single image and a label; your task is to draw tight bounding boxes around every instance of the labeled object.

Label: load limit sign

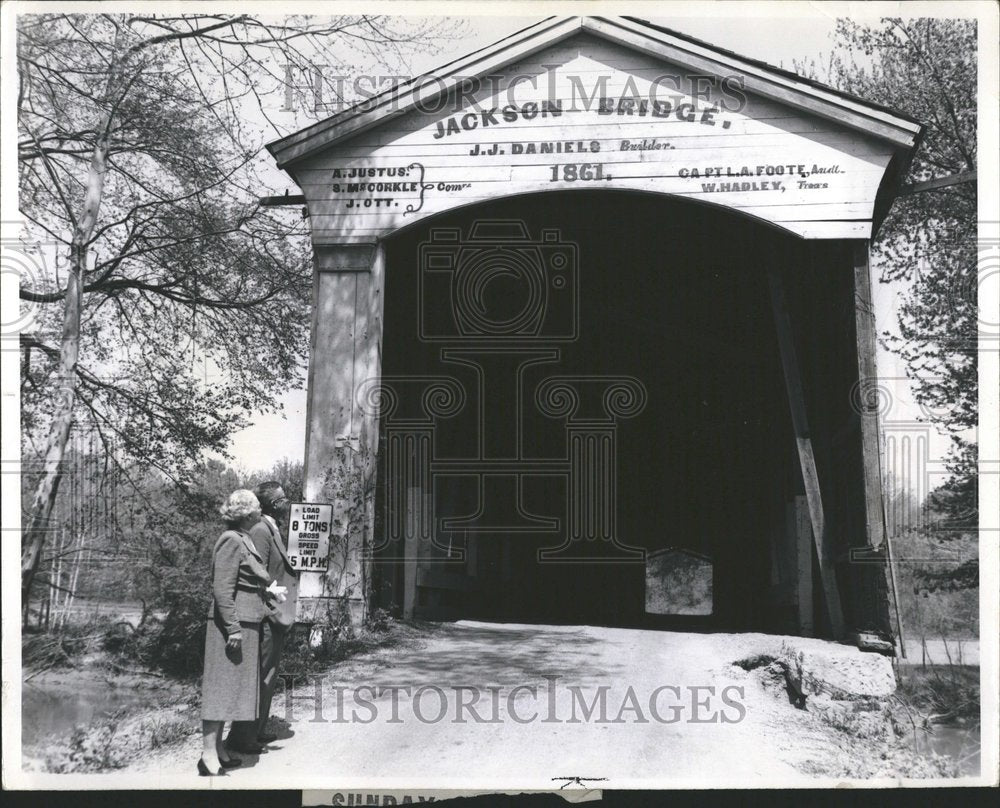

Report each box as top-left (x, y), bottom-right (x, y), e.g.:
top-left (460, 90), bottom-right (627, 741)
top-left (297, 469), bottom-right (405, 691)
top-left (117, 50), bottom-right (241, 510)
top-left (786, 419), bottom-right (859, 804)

top-left (287, 502), bottom-right (333, 571)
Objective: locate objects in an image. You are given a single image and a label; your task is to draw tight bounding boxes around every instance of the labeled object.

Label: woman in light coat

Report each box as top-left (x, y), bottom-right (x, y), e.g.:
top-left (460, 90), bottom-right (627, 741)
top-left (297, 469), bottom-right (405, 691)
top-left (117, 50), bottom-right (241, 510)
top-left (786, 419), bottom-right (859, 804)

top-left (199, 489), bottom-right (286, 776)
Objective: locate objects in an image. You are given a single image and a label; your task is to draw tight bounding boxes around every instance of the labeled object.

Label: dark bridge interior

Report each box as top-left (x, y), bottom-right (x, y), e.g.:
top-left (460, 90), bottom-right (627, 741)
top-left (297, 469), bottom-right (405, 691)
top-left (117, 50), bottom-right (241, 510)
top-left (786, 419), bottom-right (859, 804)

top-left (374, 190), bottom-right (862, 636)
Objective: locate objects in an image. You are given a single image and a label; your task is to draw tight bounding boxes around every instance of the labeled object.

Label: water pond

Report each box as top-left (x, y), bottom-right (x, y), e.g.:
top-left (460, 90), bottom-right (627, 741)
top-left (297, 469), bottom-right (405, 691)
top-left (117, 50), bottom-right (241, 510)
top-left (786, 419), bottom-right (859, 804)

top-left (22, 678), bottom-right (166, 747)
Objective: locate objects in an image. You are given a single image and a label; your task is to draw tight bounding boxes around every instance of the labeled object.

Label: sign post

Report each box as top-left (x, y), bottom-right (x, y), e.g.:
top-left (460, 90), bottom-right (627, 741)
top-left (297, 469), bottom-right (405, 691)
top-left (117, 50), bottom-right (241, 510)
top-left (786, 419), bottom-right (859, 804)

top-left (287, 502), bottom-right (333, 572)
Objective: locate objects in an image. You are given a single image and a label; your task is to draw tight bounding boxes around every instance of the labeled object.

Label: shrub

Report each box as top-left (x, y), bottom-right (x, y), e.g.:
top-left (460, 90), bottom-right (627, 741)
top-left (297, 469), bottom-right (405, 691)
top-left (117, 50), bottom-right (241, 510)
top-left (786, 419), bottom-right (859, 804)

top-left (896, 665), bottom-right (980, 724)
top-left (106, 612), bottom-right (206, 678)
top-left (43, 712), bottom-right (129, 772)
top-left (23, 616), bottom-right (118, 671)
top-left (367, 607), bottom-right (393, 634)
top-left (277, 608), bottom-right (398, 679)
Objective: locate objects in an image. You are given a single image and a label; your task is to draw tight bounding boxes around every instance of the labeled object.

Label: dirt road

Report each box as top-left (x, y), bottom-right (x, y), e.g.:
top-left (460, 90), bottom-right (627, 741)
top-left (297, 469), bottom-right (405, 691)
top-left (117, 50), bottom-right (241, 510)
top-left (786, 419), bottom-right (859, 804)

top-left (121, 620), bottom-right (903, 788)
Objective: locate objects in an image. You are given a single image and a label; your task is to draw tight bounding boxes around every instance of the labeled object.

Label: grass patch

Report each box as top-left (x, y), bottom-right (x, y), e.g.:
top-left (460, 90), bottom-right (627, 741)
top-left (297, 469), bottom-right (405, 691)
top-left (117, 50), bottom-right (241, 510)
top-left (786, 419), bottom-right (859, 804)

top-left (143, 714), bottom-right (195, 749)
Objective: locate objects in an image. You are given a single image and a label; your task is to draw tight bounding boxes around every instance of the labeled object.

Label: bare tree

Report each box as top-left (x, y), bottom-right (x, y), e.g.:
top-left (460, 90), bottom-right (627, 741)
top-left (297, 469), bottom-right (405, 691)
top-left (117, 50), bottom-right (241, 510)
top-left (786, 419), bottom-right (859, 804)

top-left (18, 13), bottom-right (458, 606)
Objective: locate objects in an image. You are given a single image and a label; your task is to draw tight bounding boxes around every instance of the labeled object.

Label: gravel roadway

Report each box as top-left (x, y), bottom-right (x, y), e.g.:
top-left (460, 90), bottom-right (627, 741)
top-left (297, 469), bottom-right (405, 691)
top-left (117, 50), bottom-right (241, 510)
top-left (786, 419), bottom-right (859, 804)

top-left (125, 620), bottom-right (896, 789)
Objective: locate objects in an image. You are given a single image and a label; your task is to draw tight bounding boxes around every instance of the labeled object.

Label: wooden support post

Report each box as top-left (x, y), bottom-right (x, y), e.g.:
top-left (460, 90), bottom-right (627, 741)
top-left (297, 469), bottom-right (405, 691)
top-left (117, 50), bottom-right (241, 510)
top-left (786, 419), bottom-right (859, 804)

top-left (403, 485), bottom-right (431, 619)
top-left (466, 531), bottom-right (478, 579)
top-left (851, 242), bottom-right (889, 552)
top-left (300, 243), bottom-right (386, 626)
top-left (852, 241), bottom-right (903, 647)
top-left (794, 495), bottom-right (814, 636)
top-left (767, 266), bottom-right (846, 639)
top-left (403, 487), bottom-right (420, 620)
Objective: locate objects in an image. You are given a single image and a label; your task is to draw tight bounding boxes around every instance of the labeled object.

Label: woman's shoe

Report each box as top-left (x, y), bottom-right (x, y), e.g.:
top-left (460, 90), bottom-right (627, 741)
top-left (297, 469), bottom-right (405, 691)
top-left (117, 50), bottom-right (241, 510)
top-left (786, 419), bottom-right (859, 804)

top-left (197, 757), bottom-right (228, 776)
top-left (219, 756), bottom-right (242, 769)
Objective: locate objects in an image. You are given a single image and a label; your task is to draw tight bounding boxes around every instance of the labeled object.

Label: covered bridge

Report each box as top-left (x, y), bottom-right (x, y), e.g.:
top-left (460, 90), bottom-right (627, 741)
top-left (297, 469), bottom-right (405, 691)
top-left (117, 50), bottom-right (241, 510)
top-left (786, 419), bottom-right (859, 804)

top-left (266, 16), bottom-right (923, 645)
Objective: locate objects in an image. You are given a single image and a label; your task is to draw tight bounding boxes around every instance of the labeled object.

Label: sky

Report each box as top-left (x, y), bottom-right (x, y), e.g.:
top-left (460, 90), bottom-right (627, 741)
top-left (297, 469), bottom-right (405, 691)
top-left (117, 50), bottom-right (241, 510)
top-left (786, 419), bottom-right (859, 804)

top-left (227, 10), bottom-right (955, 494)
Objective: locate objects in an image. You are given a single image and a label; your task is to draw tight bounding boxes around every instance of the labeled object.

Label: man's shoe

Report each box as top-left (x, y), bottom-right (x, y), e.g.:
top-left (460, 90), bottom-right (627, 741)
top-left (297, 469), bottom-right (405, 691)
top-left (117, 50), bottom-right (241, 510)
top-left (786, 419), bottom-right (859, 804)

top-left (226, 739), bottom-right (266, 755)
top-left (257, 731), bottom-right (279, 744)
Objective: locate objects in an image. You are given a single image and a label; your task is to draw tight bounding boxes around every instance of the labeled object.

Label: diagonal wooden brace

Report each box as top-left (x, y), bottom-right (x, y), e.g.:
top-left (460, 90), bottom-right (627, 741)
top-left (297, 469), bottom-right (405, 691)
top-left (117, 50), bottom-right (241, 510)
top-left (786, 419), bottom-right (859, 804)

top-left (767, 266), bottom-right (846, 640)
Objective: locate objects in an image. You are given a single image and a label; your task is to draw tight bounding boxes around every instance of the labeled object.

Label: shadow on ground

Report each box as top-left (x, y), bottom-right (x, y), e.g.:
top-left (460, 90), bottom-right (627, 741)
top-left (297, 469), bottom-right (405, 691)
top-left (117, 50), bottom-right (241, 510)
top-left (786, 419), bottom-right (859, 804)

top-left (335, 622), bottom-right (632, 689)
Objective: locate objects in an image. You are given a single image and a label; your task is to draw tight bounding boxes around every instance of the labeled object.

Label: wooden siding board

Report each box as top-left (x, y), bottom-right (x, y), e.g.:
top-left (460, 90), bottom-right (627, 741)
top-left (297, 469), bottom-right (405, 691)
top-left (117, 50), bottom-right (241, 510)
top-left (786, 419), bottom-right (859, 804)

top-left (268, 16), bottom-right (920, 166)
top-left (289, 36), bottom-right (894, 243)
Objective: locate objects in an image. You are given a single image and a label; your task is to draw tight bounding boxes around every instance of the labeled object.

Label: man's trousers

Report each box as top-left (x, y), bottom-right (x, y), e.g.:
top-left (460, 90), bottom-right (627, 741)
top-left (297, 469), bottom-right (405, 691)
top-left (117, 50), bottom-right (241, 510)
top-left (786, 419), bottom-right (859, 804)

top-left (228, 619), bottom-right (288, 744)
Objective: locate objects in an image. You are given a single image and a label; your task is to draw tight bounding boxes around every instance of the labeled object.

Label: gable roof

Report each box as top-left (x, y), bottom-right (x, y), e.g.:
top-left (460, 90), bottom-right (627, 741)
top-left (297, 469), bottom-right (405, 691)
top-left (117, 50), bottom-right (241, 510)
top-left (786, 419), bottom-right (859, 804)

top-left (267, 15), bottom-right (923, 169)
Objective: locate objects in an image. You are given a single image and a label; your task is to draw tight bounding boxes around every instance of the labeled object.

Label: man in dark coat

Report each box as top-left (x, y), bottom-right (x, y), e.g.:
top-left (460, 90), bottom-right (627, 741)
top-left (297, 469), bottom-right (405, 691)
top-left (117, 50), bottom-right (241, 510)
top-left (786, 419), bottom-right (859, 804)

top-left (226, 481), bottom-right (298, 753)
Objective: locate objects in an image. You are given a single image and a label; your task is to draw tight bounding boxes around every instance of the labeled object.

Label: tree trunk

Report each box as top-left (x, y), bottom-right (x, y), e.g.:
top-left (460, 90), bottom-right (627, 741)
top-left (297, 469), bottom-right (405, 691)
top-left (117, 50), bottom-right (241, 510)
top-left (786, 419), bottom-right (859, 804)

top-left (21, 253), bottom-right (83, 610)
top-left (21, 134), bottom-right (109, 609)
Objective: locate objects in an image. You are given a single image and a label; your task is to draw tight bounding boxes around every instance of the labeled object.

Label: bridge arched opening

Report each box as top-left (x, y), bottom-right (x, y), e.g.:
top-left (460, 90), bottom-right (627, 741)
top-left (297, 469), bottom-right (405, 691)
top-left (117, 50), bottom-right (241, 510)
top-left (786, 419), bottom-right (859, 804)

top-left (372, 190), bottom-right (860, 636)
